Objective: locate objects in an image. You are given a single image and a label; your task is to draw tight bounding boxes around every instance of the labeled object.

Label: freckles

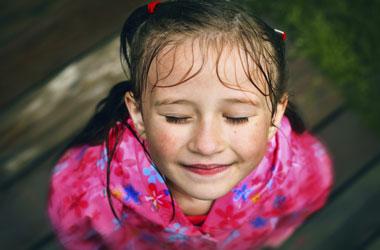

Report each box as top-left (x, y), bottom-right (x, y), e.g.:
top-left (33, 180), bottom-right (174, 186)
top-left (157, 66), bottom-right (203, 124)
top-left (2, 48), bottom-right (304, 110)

top-left (153, 130), bottom-right (178, 155)
top-left (240, 123), bottom-right (267, 151)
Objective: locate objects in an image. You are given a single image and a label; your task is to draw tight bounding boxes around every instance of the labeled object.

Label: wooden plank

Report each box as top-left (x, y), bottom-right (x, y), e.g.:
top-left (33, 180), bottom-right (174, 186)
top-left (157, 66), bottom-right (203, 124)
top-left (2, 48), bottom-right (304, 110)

top-left (278, 159), bottom-right (380, 250)
top-left (316, 111), bottom-right (380, 188)
top-left (275, 106), bottom-right (380, 249)
top-left (315, 175), bottom-right (380, 249)
top-left (287, 50), bottom-right (344, 128)
top-left (35, 240), bottom-right (63, 250)
top-left (0, 39), bottom-right (124, 188)
top-left (366, 236), bottom-right (380, 250)
top-left (28, 232), bottom-right (59, 250)
top-left (0, 148), bottom-right (63, 250)
top-left (0, 0), bottom-right (145, 108)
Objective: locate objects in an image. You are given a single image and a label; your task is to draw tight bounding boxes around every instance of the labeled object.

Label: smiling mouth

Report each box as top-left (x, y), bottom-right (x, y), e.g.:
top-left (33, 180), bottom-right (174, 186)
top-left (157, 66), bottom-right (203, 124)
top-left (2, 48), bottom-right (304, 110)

top-left (185, 163), bottom-right (233, 168)
top-left (182, 164), bottom-right (231, 176)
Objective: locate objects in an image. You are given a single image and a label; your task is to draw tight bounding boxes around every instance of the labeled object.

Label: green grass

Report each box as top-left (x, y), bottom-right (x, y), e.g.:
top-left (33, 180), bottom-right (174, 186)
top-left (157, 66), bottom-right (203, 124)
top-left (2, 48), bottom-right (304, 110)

top-left (244, 0), bottom-right (380, 133)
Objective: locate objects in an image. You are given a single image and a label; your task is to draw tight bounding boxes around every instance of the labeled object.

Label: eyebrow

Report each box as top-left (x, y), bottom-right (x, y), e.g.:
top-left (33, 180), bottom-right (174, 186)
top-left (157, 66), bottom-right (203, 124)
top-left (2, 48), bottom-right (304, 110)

top-left (154, 97), bottom-right (259, 107)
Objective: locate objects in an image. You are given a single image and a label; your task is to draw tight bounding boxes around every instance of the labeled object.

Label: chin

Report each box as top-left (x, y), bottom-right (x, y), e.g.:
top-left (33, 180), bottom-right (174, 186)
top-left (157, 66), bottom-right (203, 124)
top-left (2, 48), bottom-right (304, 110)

top-left (184, 182), bottom-right (235, 200)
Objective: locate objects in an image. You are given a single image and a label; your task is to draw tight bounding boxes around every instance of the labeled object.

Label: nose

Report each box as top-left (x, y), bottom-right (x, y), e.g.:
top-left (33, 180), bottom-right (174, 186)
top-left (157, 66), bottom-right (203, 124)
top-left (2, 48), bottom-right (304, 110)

top-left (188, 118), bottom-right (225, 156)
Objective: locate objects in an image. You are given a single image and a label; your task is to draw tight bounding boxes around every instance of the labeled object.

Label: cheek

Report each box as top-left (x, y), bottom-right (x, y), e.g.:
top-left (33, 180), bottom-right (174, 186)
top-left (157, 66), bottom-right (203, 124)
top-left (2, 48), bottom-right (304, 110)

top-left (148, 125), bottom-right (180, 160)
top-left (232, 121), bottom-right (270, 159)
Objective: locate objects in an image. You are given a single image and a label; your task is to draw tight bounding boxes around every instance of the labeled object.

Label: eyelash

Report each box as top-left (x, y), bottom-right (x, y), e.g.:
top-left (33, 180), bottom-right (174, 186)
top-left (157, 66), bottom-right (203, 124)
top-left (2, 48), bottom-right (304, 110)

top-left (165, 116), bottom-right (249, 125)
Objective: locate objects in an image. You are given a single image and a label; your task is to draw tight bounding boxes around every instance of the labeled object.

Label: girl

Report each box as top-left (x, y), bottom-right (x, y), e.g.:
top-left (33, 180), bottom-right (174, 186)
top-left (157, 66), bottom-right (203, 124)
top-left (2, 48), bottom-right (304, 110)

top-left (47, 0), bottom-right (334, 249)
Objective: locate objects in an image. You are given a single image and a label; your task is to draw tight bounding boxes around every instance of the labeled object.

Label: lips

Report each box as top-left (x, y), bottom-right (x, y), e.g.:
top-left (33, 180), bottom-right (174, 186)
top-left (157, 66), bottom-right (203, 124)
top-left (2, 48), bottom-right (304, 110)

top-left (183, 164), bottom-right (231, 176)
top-left (186, 164), bottom-right (230, 169)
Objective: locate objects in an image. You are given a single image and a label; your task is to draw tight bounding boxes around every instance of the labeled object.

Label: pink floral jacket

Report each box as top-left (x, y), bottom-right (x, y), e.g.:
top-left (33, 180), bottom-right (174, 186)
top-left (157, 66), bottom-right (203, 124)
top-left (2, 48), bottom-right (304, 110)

top-left (47, 116), bottom-right (334, 250)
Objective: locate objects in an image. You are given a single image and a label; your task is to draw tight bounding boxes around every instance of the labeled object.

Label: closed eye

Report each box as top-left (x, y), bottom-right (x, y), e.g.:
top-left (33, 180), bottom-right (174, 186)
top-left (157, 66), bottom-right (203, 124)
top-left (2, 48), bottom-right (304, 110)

top-left (165, 116), bottom-right (189, 124)
top-left (226, 117), bottom-right (249, 124)
top-left (164, 116), bottom-right (249, 125)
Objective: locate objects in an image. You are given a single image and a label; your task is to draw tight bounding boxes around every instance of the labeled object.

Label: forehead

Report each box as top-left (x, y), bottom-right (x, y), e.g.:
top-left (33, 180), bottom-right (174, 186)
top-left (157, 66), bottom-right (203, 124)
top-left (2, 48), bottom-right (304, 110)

top-left (146, 37), bottom-right (269, 99)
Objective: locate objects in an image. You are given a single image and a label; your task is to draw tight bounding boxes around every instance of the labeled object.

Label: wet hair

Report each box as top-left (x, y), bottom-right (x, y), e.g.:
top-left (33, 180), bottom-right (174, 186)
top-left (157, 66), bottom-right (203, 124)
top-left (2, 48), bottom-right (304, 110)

top-left (63, 0), bottom-right (306, 223)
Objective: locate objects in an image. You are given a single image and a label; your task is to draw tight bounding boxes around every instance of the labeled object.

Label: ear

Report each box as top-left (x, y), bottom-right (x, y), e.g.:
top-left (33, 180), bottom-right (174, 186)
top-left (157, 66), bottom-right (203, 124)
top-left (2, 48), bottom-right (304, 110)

top-left (268, 94), bottom-right (288, 141)
top-left (124, 91), bottom-right (147, 140)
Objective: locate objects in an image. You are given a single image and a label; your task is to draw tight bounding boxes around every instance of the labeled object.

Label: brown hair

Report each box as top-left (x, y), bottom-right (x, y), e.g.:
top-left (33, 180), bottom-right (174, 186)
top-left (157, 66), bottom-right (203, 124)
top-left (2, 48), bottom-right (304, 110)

top-left (65, 0), bottom-right (305, 223)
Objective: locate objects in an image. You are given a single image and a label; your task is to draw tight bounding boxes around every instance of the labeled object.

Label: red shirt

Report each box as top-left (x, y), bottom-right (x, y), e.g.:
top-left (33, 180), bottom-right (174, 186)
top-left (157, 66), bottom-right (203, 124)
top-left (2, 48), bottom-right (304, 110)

top-left (186, 214), bottom-right (207, 227)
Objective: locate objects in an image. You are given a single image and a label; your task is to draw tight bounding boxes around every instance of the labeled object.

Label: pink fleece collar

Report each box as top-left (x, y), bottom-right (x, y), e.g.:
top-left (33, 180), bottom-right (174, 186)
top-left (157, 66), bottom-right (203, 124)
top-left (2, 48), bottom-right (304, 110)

top-left (100, 117), bottom-right (295, 233)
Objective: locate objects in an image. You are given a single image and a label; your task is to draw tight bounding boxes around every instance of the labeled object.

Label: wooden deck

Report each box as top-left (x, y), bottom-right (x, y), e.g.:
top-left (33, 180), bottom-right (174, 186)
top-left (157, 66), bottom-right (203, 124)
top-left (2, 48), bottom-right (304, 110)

top-left (1, 1), bottom-right (379, 249)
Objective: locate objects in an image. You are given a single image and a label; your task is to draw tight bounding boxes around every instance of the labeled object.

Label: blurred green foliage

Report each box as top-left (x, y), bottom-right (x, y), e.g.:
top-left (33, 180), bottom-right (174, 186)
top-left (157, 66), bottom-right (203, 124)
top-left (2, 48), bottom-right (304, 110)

top-left (244, 0), bottom-right (380, 133)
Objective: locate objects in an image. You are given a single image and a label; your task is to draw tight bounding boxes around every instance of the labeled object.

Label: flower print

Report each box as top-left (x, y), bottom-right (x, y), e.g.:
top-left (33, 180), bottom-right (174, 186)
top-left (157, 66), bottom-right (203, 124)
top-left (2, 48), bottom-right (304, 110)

top-left (75, 145), bottom-right (89, 161)
top-left (271, 165), bottom-right (275, 172)
top-left (215, 205), bottom-right (246, 228)
top-left (112, 218), bottom-right (121, 231)
top-left (67, 224), bottom-right (80, 235)
top-left (312, 142), bottom-right (326, 158)
top-left (251, 216), bottom-right (267, 228)
top-left (53, 161), bottom-right (68, 174)
top-left (121, 211), bottom-right (128, 220)
top-left (139, 233), bottom-right (158, 244)
top-left (290, 211), bottom-right (300, 220)
top-left (77, 147), bottom-right (98, 172)
top-left (96, 148), bottom-right (107, 170)
top-left (143, 164), bottom-right (165, 184)
top-left (269, 216), bottom-right (279, 228)
top-left (113, 145), bottom-right (126, 162)
top-left (124, 184), bottom-right (141, 204)
top-left (273, 194), bottom-right (286, 209)
top-left (83, 229), bottom-right (102, 242)
top-left (145, 183), bottom-right (171, 211)
top-left (61, 174), bottom-right (69, 184)
top-left (72, 178), bottom-right (90, 191)
top-left (111, 185), bottom-right (132, 201)
top-left (269, 161), bottom-right (288, 185)
top-left (92, 210), bottom-right (101, 221)
top-left (266, 178), bottom-right (274, 191)
top-left (164, 223), bottom-right (188, 242)
top-left (113, 166), bottom-right (124, 177)
top-left (223, 230), bottom-right (240, 245)
top-left (63, 191), bottom-right (89, 217)
top-left (102, 187), bottom-right (107, 198)
top-left (123, 158), bottom-right (138, 168)
top-left (251, 193), bottom-right (261, 204)
top-left (113, 212), bottom-right (128, 231)
top-left (232, 183), bottom-right (254, 203)
top-left (198, 240), bottom-right (217, 249)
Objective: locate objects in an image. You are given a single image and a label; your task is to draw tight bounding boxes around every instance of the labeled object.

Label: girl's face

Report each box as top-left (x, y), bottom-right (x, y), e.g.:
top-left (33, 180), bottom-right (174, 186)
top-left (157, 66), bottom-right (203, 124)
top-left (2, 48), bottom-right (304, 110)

top-left (125, 39), bottom-right (287, 207)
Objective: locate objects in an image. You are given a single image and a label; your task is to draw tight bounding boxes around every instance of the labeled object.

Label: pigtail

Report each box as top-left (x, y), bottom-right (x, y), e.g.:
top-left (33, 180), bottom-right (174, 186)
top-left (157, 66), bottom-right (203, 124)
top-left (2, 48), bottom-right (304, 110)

top-left (57, 80), bottom-right (134, 224)
top-left (285, 101), bottom-right (306, 134)
top-left (64, 80), bottom-right (132, 149)
top-left (67, 1), bottom-right (154, 150)
top-left (270, 24), bottom-right (306, 134)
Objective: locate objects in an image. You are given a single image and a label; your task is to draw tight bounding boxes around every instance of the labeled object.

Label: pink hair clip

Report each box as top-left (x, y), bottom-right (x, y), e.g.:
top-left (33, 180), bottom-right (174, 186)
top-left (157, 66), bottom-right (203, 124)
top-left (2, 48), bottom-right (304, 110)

top-left (147, 1), bottom-right (161, 14)
top-left (274, 29), bottom-right (287, 41)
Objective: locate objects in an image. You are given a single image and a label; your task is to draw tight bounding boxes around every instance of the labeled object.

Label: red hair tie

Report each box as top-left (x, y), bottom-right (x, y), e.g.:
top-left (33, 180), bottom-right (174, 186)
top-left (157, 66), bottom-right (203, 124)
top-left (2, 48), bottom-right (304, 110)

top-left (147, 1), bottom-right (161, 14)
top-left (274, 29), bottom-right (287, 41)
